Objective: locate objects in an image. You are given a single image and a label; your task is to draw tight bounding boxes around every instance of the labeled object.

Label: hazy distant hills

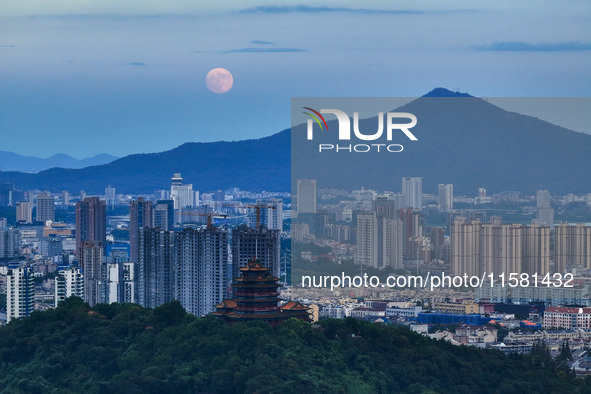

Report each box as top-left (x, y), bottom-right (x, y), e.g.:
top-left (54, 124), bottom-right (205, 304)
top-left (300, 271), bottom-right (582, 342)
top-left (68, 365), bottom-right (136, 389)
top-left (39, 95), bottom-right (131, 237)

top-left (0, 133), bottom-right (291, 194)
top-left (0, 88), bottom-right (589, 195)
top-left (0, 152), bottom-right (118, 173)
top-left (292, 90), bottom-right (591, 195)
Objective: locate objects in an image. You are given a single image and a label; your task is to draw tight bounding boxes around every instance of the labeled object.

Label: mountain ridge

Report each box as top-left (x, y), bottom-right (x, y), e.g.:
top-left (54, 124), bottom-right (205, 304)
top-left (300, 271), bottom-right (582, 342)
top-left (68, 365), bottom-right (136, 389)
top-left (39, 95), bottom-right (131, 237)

top-left (0, 131), bottom-right (291, 194)
top-left (1, 89), bottom-right (589, 195)
top-left (291, 92), bottom-right (591, 195)
top-left (0, 151), bottom-right (119, 173)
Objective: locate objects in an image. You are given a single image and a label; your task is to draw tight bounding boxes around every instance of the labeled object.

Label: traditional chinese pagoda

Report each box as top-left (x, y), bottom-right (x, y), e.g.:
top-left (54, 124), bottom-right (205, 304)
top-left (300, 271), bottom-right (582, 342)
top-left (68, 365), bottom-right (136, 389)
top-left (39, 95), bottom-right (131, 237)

top-left (212, 258), bottom-right (310, 326)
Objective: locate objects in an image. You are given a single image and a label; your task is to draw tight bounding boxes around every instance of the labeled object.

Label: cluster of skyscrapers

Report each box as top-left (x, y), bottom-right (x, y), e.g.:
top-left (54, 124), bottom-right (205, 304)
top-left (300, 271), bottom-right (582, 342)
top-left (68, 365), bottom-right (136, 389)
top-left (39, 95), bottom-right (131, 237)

top-left (452, 219), bottom-right (591, 276)
top-left (554, 223), bottom-right (591, 273)
top-left (65, 190), bottom-right (281, 317)
top-left (296, 177), bottom-right (452, 216)
top-left (1, 174), bottom-right (285, 322)
top-left (451, 218), bottom-right (551, 276)
top-left (295, 178), bottom-right (591, 278)
top-left (355, 198), bottom-right (404, 270)
top-left (295, 178), bottom-right (437, 270)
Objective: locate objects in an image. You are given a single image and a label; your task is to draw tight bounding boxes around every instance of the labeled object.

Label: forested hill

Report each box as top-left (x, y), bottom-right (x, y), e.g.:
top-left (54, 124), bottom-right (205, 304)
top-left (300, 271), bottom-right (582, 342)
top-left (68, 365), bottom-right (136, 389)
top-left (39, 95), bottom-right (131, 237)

top-left (0, 298), bottom-right (589, 393)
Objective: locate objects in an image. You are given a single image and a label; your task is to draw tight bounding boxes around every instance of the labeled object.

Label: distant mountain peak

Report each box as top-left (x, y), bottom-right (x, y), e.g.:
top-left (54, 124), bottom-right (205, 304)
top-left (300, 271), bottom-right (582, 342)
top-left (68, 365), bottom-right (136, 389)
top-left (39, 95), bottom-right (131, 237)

top-left (48, 153), bottom-right (73, 160)
top-left (0, 151), bottom-right (119, 173)
top-left (423, 88), bottom-right (473, 98)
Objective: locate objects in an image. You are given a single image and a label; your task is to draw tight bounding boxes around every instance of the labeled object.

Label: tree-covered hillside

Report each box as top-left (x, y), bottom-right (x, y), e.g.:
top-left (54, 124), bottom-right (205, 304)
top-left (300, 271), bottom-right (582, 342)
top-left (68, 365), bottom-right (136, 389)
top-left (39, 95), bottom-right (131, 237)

top-left (0, 298), bottom-right (589, 393)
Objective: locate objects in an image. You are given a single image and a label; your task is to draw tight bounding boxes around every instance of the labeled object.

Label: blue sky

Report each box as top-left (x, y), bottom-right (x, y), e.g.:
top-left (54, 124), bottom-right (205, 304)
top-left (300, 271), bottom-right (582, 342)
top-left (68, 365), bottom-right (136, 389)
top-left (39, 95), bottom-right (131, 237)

top-left (1, 1), bottom-right (590, 158)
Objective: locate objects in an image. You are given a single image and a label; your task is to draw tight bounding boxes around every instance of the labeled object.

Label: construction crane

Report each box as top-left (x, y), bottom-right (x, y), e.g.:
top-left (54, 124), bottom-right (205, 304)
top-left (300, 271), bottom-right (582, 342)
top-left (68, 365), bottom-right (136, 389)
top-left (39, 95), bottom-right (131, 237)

top-left (204, 212), bottom-right (227, 229)
top-left (217, 202), bottom-right (278, 229)
top-left (179, 210), bottom-right (227, 229)
top-left (246, 203), bottom-right (277, 229)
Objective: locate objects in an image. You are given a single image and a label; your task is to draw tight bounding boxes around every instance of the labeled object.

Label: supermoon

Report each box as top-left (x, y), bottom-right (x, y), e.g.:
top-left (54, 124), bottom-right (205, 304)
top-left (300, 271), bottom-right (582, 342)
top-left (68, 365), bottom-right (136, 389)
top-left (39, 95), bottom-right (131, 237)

top-left (206, 68), bottom-right (233, 94)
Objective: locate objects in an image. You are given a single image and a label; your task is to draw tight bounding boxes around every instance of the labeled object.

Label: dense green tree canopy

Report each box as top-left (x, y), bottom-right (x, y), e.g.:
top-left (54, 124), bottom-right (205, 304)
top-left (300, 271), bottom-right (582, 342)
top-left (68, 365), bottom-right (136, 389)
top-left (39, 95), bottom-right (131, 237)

top-left (0, 297), bottom-right (588, 393)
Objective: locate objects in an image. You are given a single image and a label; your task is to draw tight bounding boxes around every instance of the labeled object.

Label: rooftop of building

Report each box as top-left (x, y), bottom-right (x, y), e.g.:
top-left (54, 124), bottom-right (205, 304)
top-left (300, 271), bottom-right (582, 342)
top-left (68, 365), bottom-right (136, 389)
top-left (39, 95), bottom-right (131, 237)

top-left (545, 307), bottom-right (591, 314)
top-left (280, 301), bottom-right (309, 311)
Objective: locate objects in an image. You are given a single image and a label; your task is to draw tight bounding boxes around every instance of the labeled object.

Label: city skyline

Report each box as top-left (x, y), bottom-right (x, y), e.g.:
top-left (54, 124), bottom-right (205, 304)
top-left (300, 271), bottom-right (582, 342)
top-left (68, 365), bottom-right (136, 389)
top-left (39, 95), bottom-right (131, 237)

top-left (1, 2), bottom-right (590, 388)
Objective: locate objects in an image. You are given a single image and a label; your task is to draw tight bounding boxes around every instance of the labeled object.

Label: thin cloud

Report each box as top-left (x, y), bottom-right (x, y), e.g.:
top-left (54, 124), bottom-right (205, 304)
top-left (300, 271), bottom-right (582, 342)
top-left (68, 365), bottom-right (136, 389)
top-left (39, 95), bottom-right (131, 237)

top-left (240, 6), bottom-right (425, 14)
top-left (226, 47), bottom-right (306, 53)
top-left (250, 40), bottom-right (275, 45)
top-left (476, 41), bottom-right (591, 52)
top-left (195, 47), bottom-right (307, 54)
top-left (1, 44), bottom-right (19, 47)
top-left (126, 62), bottom-right (146, 66)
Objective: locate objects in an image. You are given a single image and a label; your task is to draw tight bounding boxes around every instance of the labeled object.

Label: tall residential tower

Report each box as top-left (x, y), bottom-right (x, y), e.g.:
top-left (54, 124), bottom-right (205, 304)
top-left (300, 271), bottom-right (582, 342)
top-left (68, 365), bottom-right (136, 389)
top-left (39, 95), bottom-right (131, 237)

top-left (175, 226), bottom-right (229, 316)
top-left (129, 197), bottom-right (153, 264)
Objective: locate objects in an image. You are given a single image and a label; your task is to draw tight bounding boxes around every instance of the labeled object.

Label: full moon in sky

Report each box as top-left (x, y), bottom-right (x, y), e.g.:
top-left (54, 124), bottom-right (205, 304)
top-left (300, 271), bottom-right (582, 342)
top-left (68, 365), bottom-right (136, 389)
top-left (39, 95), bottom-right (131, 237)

top-left (205, 68), bottom-right (233, 94)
